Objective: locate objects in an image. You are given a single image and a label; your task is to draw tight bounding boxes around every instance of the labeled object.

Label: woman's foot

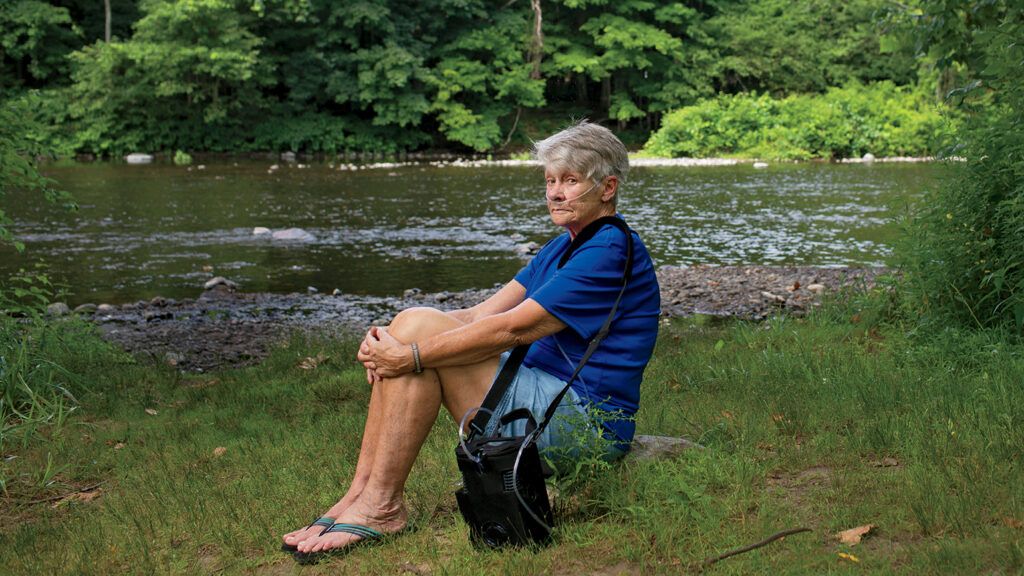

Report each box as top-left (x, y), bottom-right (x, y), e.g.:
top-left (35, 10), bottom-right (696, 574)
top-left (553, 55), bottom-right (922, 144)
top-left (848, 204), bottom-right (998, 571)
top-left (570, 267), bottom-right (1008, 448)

top-left (295, 497), bottom-right (407, 554)
top-left (281, 492), bottom-right (359, 549)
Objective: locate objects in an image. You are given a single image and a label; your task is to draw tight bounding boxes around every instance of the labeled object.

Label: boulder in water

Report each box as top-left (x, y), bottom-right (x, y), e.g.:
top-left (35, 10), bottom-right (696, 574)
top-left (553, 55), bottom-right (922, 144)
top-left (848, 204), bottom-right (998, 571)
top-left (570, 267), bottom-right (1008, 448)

top-left (515, 242), bottom-right (540, 256)
top-left (125, 153), bottom-right (154, 164)
top-left (204, 276), bottom-right (238, 291)
top-left (252, 227), bottom-right (272, 237)
top-left (272, 228), bottom-right (315, 242)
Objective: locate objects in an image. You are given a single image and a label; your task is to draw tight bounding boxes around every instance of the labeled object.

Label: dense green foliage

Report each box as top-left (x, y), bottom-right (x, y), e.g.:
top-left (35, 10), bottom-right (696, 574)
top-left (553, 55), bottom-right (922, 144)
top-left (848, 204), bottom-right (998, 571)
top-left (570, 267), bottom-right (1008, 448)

top-left (0, 99), bottom-right (75, 251)
top-left (899, 0), bottom-right (1024, 335)
top-left (642, 82), bottom-right (954, 160)
top-left (1, 0), bottom-right (922, 155)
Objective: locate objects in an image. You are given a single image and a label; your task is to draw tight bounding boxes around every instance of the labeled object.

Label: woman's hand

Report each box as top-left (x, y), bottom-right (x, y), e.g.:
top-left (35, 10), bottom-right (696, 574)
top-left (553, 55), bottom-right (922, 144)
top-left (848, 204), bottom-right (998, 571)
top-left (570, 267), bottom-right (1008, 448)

top-left (357, 326), bottom-right (414, 383)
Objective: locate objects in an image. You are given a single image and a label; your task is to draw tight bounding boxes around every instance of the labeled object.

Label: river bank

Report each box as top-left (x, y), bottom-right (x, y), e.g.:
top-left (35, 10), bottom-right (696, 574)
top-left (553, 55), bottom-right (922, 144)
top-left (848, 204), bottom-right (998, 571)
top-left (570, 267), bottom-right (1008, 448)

top-left (56, 152), bottom-right (943, 169)
top-left (71, 265), bottom-right (888, 372)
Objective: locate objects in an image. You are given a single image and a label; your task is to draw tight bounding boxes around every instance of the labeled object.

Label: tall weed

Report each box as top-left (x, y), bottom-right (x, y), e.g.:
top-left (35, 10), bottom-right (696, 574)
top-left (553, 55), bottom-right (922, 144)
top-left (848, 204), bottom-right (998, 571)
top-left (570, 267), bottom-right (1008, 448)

top-left (899, 3), bottom-right (1024, 335)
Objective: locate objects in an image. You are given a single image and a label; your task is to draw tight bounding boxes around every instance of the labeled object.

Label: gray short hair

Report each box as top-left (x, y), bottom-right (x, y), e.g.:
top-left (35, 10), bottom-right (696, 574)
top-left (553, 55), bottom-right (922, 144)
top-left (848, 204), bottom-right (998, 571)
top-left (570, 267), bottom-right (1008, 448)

top-left (532, 120), bottom-right (629, 191)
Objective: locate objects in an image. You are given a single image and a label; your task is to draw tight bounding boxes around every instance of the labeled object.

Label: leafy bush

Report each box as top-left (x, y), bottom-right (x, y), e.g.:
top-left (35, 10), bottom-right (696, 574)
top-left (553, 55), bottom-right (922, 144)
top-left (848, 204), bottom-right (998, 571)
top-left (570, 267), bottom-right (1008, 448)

top-left (172, 150), bottom-right (192, 165)
top-left (642, 82), bottom-right (955, 160)
top-left (898, 2), bottom-right (1024, 336)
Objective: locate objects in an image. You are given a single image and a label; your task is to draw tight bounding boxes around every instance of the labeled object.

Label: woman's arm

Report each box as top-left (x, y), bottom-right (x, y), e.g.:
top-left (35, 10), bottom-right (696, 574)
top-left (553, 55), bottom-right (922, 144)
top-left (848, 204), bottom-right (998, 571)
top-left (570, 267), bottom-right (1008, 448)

top-left (359, 298), bottom-right (564, 377)
top-left (447, 280), bottom-right (526, 323)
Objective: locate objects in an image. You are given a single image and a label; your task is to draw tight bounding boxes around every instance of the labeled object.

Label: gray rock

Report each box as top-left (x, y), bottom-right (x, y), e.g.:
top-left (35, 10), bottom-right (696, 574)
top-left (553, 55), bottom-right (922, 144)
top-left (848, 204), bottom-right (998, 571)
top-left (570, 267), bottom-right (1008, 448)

top-left (627, 435), bottom-right (703, 461)
top-left (150, 296), bottom-right (168, 307)
top-left (164, 352), bottom-right (184, 367)
top-left (331, 288), bottom-right (343, 296)
top-left (144, 310), bottom-right (173, 322)
top-left (307, 286), bottom-right (318, 294)
top-left (204, 276), bottom-right (238, 291)
top-left (125, 153), bottom-right (154, 164)
top-left (271, 228), bottom-right (315, 242)
top-left (46, 302), bottom-right (71, 316)
top-left (73, 303), bottom-right (98, 315)
top-left (807, 283), bottom-right (826, 293)
top-left (862, 152), bottom-right (876, 163)
top-left (280, 151), bottom-right (296, 163)
top-left (515, 242), bottom-right (540, 256)
top-left (753, 161), bottom-right (769, 169)
top-left (97, 304), bottom-right (116, 314)
top-left (252, 226), bottom-right (272, 237)
top-left (403, 288), bottom-right (422, 298)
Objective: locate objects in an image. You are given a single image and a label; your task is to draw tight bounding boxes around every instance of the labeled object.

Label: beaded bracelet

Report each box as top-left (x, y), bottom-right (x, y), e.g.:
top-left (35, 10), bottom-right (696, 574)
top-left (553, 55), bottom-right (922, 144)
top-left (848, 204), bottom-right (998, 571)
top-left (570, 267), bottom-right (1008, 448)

top-left (411, 342), bottom-right (423, 373)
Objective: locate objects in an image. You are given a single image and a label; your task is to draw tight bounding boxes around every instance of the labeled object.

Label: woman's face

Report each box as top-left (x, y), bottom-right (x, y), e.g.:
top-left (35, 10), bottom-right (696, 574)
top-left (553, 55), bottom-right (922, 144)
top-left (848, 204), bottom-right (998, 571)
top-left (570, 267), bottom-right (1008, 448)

top-left (544, 167), bottom-right (615, 235)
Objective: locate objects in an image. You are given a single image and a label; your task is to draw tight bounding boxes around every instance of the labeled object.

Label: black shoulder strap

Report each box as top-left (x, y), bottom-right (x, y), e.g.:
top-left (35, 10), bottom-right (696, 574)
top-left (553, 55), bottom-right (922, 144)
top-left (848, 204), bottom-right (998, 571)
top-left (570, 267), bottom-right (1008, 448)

top-left (466, 344), bottom-right (529, 437)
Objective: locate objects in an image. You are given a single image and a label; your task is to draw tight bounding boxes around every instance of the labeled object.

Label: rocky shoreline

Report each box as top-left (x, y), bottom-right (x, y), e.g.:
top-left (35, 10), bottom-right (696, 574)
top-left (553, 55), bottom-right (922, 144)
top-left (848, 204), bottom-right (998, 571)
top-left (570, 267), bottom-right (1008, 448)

top-left (61, 265), bottom-right (889, 373)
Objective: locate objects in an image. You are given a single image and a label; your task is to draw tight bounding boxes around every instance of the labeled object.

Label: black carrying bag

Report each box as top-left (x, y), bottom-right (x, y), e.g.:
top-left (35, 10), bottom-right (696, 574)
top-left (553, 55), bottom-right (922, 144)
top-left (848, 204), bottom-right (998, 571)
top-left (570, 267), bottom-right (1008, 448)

top-left (455, 411), bottom-right (553, 547)
top-left (454, 217), bottom-right (634, 549)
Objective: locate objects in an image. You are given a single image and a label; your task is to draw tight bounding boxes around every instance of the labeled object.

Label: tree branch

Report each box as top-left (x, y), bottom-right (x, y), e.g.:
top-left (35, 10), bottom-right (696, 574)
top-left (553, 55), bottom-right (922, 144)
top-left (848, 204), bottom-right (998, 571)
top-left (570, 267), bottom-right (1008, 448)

top-left (700, 527), bottom-right (812, 569)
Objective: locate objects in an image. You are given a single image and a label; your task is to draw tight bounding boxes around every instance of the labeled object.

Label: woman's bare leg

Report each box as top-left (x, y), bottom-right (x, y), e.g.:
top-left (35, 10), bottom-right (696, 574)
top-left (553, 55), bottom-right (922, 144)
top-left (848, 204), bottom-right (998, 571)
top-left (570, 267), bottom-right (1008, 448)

top-left (296, 308), bottom-right (501, 554)
top-left (281, 377), bottom-right (387, 546)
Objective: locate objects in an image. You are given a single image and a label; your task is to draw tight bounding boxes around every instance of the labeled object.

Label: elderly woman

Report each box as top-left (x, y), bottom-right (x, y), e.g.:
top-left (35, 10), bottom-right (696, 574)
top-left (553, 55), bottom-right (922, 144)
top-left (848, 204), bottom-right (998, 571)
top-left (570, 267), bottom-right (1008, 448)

top-left (282, 120), bottom-right (660, 559)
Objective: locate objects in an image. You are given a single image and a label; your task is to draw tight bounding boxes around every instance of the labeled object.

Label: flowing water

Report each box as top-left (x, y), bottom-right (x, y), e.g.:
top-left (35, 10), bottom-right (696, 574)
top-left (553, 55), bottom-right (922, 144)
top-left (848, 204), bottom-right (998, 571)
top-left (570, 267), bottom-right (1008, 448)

top-left (2, 160), bottom-right (940, 306)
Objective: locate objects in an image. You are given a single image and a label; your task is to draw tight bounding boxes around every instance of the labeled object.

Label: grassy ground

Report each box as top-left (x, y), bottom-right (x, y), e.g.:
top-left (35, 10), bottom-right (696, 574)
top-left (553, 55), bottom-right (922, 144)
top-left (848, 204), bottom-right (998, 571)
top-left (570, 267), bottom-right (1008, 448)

top-left (1, 308), bottom-right (1022, 575)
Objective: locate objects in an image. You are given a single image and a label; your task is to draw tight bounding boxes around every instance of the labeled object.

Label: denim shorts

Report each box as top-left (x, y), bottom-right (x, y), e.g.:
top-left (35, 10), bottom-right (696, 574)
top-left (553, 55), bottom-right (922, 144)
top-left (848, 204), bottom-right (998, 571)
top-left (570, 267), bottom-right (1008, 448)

top-left (481, 351), bottom-right (625, 468)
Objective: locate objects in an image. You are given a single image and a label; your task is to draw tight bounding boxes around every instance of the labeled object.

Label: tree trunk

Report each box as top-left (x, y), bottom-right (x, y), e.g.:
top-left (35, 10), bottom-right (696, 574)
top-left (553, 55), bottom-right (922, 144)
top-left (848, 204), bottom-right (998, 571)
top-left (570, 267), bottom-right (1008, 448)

top-left (575, 74), bottom-right (588, 104)
top-left (104, 0), bottom-right (111, 42)
top-left (529, 0), bottom-right (543, 80)
top-left (600, 76), bottom-right (611, 112)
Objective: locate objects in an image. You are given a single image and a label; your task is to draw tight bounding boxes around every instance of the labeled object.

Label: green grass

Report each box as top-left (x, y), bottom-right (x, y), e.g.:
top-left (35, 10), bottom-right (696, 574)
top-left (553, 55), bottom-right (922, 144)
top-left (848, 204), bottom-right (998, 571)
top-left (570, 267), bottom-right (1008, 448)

top-left (1, 312), bottom-right (1022, 574)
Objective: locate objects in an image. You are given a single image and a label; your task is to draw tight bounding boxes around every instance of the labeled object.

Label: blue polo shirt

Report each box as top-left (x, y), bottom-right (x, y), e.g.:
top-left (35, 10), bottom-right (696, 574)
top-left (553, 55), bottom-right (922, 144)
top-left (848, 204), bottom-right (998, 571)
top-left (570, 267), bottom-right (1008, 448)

top-left (514, 215), bottom-right (660, 448)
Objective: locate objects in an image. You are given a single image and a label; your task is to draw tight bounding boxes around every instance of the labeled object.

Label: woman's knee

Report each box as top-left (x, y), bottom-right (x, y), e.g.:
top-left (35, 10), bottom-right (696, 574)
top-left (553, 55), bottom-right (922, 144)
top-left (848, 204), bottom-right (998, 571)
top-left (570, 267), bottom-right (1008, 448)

top-left (388, 307), bottom-right (461, 342)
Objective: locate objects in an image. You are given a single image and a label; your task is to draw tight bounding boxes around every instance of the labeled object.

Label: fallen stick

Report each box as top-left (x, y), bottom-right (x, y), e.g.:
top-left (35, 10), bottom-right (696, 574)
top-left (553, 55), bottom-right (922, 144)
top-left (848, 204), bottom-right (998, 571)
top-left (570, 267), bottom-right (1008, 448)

top-left (701, 527), bottom-right (812, 568)
top-left (12, 481), bottom-right (107, 505)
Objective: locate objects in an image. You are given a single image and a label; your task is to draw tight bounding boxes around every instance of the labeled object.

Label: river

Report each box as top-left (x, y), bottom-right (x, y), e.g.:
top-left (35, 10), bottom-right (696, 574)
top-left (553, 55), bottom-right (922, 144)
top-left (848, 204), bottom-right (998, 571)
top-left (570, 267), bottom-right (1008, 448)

top-left (1, 160), bottom-right (940, 306)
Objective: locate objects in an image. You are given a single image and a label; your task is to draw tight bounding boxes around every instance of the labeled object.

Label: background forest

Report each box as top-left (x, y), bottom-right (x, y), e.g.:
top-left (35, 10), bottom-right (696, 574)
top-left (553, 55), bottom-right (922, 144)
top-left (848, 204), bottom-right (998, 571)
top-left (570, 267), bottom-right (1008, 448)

top-left (2, 0), bottom-right (935, 156)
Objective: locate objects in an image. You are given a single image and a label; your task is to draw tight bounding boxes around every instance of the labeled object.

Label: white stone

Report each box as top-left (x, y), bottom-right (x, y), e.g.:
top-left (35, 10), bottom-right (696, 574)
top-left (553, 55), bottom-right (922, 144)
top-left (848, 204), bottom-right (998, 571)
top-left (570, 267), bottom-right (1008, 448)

top-left (125, 153), bottom-right (153, 164)
top-left (515, 242), bottom-right (540, 256)
top-left (862, 153), bottom-right (876, 163)
top-left (252, 227), bottom-right (272, 236)
top-left (807, 283), bottom-right (826, 293)
top-left (753, 161), bottom-right (769, 169)
top-left (280, 151), bottom-right (296, 163)
top-left (204, 276), bottom-right (238, 291)
top-left (271, 228), bottom-right (316, 242)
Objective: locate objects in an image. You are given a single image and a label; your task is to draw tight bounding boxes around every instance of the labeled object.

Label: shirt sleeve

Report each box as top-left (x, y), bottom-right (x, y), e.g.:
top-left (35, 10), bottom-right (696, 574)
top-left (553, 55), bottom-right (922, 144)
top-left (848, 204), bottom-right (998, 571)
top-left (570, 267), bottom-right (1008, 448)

top-left (528, 230), bottom-right (630, 341)
top-left (513, 236), bottom-right (560, 290)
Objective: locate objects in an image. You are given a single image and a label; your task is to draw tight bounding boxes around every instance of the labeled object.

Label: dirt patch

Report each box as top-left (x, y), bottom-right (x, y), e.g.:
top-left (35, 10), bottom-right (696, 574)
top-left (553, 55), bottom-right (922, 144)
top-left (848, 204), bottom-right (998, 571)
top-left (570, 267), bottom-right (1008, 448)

top-left (82, 265), bottom-right (887, 372)
top-left (766, 465), bottom-right (833, 513)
